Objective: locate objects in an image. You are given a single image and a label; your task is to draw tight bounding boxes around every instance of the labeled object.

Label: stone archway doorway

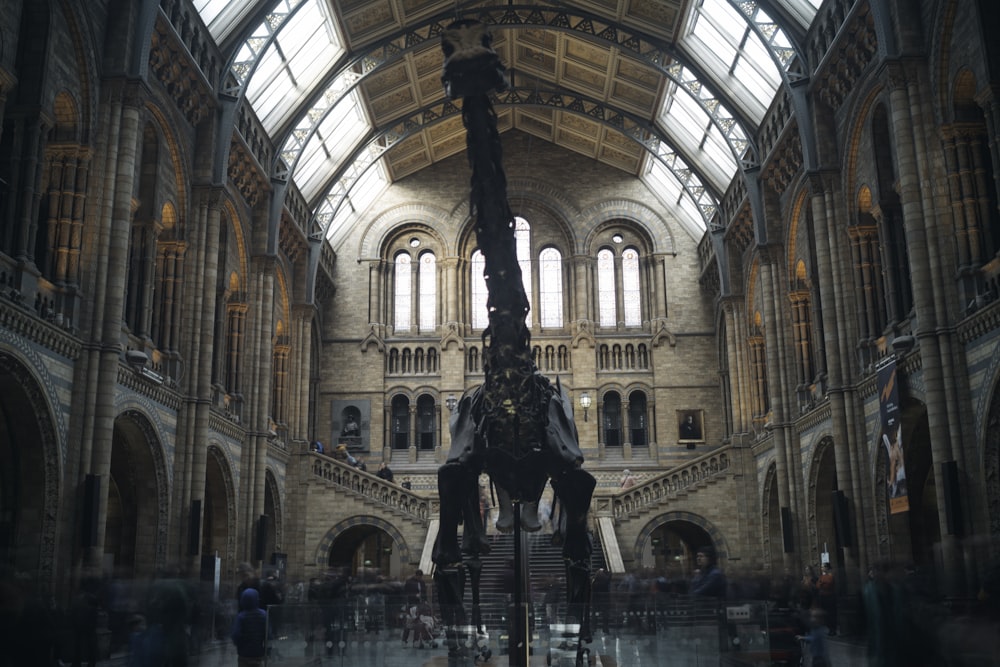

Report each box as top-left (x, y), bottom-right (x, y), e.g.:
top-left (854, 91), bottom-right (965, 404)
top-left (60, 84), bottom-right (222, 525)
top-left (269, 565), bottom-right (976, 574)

top-left (638, 518), bottom-right (718, 588)
top-left (327, 524), bottom-right (400, 580)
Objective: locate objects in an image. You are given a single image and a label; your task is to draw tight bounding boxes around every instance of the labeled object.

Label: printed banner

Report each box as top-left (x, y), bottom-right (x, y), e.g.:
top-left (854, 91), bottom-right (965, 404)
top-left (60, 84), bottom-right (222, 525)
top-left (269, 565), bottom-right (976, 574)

top-left (877, 359), bottom-right (909, 514)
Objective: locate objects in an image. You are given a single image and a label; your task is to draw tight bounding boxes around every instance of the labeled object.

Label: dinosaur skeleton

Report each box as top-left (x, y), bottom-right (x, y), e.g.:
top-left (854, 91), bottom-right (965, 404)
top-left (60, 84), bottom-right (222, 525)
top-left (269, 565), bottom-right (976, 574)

top-left (431, 19), bottom-right (596, 664)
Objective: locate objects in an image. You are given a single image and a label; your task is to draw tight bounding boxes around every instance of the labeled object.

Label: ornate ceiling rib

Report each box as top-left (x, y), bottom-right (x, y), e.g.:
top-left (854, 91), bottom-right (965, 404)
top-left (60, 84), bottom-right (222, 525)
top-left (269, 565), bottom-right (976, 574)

top-left (310, 86), bottom-right (719, 232)
top-left (270, 13), bottom-right (758, 183)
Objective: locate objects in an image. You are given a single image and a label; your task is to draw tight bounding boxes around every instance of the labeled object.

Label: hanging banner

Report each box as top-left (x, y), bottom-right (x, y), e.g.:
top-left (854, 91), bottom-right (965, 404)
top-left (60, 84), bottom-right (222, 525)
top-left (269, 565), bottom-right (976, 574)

top-left (877, 359), bottom-right (909, 514)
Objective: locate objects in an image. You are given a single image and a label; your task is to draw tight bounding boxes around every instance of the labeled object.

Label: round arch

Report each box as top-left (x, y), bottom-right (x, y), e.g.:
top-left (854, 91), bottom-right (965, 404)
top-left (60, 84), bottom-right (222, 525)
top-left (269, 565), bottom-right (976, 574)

top-left (313, 515), bottom-right (412, 576)
top-left (0, 350), bottom-right (62, 593)
top-left (633, 511), bottom-right (730, 572)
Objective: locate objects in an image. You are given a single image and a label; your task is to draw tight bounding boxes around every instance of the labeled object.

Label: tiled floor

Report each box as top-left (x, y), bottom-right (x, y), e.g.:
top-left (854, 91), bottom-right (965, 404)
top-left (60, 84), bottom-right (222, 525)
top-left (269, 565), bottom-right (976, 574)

top-left (102, 626), bottom-right (727, 667)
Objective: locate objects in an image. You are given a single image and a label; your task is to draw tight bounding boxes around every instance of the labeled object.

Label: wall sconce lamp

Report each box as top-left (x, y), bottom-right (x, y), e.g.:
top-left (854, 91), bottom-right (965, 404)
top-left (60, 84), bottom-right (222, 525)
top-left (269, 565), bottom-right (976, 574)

top-left (579, 392), bottom-right (592, 422)
top-left (445, 394), bottom-right (458, 413)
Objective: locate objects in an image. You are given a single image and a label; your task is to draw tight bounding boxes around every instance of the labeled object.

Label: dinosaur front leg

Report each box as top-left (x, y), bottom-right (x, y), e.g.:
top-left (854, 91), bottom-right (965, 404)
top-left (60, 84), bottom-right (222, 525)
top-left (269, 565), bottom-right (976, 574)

top-left (551, 467), bottom-right (597, 642)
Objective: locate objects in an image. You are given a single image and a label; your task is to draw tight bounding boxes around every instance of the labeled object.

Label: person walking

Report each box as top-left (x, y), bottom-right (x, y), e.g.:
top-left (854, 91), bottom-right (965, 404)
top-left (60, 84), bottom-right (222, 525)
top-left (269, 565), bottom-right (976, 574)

top-left (231, 588), bottom-right (268, 667)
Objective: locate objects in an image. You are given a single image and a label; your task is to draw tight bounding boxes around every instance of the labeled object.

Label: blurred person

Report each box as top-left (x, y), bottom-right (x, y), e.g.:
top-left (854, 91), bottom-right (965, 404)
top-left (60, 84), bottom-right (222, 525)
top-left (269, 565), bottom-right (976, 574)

top-left (690, 546), bottom-right (726, 598)
top-left (862, 562), bottom-right (899, 667)
top-left (70, 576), bottom-right (101, 667)
top-left (796, 607), bottom-right (831, 667)
top-left (376, 460), bottom-right (394, 482)
top-left (231, 587), bottom-right (268, 667)
top-left (816, 562), bottom-right (837, 635)
top-left (591, 567), bottom-right (611, 633)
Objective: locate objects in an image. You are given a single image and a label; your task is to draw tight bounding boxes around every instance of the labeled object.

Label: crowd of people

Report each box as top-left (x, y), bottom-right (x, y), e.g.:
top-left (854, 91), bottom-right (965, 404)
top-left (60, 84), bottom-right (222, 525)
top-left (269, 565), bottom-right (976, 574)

top-left (3, 536), bottom-right (997, 666)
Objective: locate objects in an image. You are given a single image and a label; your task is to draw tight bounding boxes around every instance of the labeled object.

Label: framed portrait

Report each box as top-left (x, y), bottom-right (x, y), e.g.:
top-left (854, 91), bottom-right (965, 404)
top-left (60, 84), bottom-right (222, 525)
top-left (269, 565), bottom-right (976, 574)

top-left (332, 399), bottom-right (370, 452)
top-left (677, 409), bottom-right (704, 444)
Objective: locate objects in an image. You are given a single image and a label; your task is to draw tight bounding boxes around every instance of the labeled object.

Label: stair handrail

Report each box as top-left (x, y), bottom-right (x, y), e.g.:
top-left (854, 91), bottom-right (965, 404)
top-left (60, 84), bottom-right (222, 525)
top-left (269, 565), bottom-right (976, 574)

top-left (596, 447), bottom-right (732, 519)
top-left (309, 451), bottom-right (434, 524)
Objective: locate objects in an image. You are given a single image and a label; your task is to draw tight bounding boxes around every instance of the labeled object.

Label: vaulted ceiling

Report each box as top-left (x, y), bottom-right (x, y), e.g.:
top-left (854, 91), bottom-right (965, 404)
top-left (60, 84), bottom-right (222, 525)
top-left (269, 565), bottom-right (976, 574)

top-left (193, 0), bottom-right (822, 242)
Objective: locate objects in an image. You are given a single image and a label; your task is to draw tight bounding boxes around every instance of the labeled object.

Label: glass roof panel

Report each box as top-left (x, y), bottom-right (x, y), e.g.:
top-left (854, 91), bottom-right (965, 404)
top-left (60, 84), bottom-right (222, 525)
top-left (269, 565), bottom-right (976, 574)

top-left (643, 159), bottom-right (706, 238)
top-left (294, 91), bottom-right (369, 202)
top-left (244, 0), bottom-right (344, 134)
top-left (324, 163), bottom-right (389, 245)
top-left (660, 88), bottom-right (738, 187)
top-left (684, 0), bottom-right (781, 122)
top-left (193, 0), bottom-right (261, 43)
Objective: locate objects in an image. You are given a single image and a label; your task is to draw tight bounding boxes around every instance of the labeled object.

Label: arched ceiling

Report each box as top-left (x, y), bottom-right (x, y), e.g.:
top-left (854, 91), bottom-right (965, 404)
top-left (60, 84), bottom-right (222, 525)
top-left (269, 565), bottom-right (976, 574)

top-left (194, 0), bottom-right (823, 243)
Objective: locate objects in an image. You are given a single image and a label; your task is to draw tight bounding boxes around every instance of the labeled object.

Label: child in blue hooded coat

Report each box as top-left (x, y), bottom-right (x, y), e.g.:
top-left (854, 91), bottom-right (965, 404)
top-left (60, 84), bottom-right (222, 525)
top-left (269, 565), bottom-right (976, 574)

top-left (231, 587), bottom-right (268, 666)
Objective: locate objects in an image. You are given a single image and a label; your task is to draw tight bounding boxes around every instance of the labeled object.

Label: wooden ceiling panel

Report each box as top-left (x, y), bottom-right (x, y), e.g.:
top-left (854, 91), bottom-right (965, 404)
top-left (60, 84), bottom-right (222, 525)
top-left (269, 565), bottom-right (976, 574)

top-left (556, 127), bottom-right (599, 157)
top-left (563, 38), bottom-right (611, 70)
top-left (361, 62), bottom-right (410, 99)
top-left (615, 55), bottom-right (664, 89)
top-left (520, 27), bottom-right (559, 51)
top-left (340, 2), bottom-right (400, 46)
top-left (428, 115), bottom-right (464, 143)
top-left (514, 109), bottom-right (555, 141)
top-left (611, 80), bottom-right (658, 115)
top-left (599, 144), bottom-right (642, 172)
top-left (368, 87), bottom-right (417, 124)
top-left (622, 0), bottom-right (685, 41)
top-left (430, 132), bottom-right (466, 162)
top-left (388, 149), bottom-right (433, 180)
top-left (515, 45), bottom-right (558, 78)
top-left (412, 43), bottom-right (441, 78)
top-left (561, 60), bottom-right (609, 96)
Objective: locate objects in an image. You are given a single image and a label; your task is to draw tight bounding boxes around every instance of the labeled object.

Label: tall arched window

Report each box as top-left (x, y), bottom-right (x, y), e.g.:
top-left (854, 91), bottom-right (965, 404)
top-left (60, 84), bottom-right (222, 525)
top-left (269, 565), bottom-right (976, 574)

top-left (394, 253), bottom-right (412, 331)
top-left (417, 394), bottom-right (436, 450)
top-left (391, 395), bottom-right (410, 449)
top-left (603, 392), bottom-right (622, 447)
top-left (622, 247), bottom-right (641, 326)
top-left (419, 252), bottom-right (436, 332)
top-left (471, 217), bottom-right (534, 328)
top-left (597, 249), bottom-right (616, 327)
top-left (629, 391), bottom-right (648, 447)
top-left (515, 217), bottom-right (532, 312)
top-left (539, 247), bottom-right (563, 327)
top-left (471, 250), bottom-right (488, 330)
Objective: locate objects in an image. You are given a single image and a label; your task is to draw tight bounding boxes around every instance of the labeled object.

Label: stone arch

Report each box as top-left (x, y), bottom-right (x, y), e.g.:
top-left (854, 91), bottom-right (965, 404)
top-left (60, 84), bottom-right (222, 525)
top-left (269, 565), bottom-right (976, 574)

top-left (358, 204), bottom-right (455, 259)
top-left (111, 409), bottom-right (171, 576)
top-left (204, 443), bottom-right (238, 579)
top-left (0, 350), bottom-right (62, 593)
top-left (981, 374), bottom-right (1000, 538)
top-left (805, 435), bottom-right (838, 568)
top-left (633, 511), bottom-right (729, 567)
top-left (313, 515), bottom-right (412, 571)
top-left (761, 460), bottom-right (781, 574)
top-left (262, 468), bottom-right (282, 558)
top-left (579, 200), bottom-right (672, 255)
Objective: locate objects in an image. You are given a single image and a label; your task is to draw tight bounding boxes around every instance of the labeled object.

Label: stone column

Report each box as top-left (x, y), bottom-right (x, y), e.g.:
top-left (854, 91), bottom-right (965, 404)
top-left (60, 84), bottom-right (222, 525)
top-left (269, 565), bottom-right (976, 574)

top-left (84, 80), bottom-right (145, 569)
top-left (886, 61), bottom-right (965, 594)
top-left (808, 170), bottom-right (865, 582)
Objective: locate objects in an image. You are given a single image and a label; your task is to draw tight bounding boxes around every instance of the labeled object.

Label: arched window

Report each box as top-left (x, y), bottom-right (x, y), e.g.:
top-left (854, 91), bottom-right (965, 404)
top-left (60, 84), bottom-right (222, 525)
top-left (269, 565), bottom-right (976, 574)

top-left (391, 395), bottom-right (410, 449)
top-left (629, 391), bottom-right (648, 448)
top-left (471, 217), bottom-right (536, 329)
top-left (394, 253), bottom-right (412, 331)
top-left (417, 394), bottom-right (436, 450)
top-left (597, 249), bottom-right (616, 327)
top-left (419, 252), bottom-right (436, 333)
top-left (603, 392), bottom-right (622, 447)
top-left (515, 218), bottom-right (532, 312)
top-left (471, 250), bottom-right (488, 330)
top-left (539, 247), bottom-right (563, 327)
top-left (596, 244), bottom-right (644, 328)
top-left (622, 248), bottom-right (641, 326)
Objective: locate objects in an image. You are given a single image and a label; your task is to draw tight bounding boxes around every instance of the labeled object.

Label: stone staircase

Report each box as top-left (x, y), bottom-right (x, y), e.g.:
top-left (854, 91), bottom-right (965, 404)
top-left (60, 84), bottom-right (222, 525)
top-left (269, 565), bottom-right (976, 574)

top-left (457, 530), bottom-right (608, 632)
top-left (309, 452), bottom-right (434, 529)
